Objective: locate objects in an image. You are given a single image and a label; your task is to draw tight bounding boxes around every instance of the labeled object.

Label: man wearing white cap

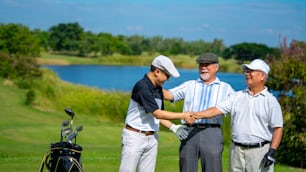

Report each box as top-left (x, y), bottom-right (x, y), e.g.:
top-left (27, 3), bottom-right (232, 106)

top-left (188, 59), bottom-right (283, 172)
top-left (119, 55), bottom-right (193, 172)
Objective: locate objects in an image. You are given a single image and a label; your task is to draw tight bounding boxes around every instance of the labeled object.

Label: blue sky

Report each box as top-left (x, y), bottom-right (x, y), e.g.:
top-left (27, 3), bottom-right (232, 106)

top-left (1, 0), bottom-right (305, 47)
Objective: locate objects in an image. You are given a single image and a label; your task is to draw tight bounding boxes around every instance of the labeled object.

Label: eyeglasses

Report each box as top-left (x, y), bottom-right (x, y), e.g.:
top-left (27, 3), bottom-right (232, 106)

top-left (243, 68), bottom-right (262, 74)
top-left (160, 69), bottom-right (170, 79)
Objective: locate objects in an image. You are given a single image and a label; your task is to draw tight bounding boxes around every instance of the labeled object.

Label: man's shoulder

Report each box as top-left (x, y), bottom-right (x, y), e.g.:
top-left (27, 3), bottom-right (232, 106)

top-left (219, 80), bottom-right (231, 86)
top-left (176, 79), bottom-right (198, 87)
top-left (228, 90), bottom-right (245, 98)
top-left (184, 79), bottom-right (198, 84)
top-left (132, 78), bottom-right (151, 93)
top-left (219, 80), bottom-right (234, 90)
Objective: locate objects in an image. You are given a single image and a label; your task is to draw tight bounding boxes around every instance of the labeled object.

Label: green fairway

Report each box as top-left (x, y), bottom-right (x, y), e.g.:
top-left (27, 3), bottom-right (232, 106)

top-left (0, 80), bottom-right (304, 172)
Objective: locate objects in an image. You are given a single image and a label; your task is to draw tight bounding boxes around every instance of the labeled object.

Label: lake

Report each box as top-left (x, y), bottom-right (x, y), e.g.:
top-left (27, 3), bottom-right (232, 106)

top-left (41, 65), bottom-right (246, 92)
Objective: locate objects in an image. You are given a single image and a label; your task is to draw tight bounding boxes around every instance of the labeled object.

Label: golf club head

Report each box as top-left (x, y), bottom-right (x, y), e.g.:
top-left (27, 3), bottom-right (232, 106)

top-left (60, 120), bottom-right (70, 141)
top-left (64, 108), bottom-right (75, 119)
top-left (61, 120), bottom-right (69, 127)
top-left (62, 127), bottom-right (72, 137)
top-left (66, 125), bottom-right (83, 143)
top-left (75, 125), bottom-right (83, 132)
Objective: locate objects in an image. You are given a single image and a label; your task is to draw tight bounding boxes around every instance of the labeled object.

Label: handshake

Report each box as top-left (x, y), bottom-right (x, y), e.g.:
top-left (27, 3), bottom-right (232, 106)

top-left (183, 112), bottom-right (198, 124)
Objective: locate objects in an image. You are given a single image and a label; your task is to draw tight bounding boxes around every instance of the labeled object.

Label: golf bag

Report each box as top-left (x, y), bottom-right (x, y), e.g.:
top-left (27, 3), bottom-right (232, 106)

top-left (39, 108), bottom-right (84, 172)
top-left (40, 142), bottom-right (83, 172)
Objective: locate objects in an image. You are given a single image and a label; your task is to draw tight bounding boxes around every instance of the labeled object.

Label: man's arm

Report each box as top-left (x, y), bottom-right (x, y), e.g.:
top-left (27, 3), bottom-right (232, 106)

top-left (163, 89), bottom-right (174, 101)
top-left (271, 127), bottom-right (283, 149)
top-left (193, 107), bottom-right (223, 119)
top-left (261, 127), bottom-right (283, 167)
top-left (160, 119), bottom-right (173, 128)
top-left (152, 109), bottom-right (192, 121)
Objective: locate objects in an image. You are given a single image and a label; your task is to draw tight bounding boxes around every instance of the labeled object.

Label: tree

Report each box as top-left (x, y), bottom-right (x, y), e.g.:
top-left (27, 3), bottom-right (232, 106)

top-left (78, 31), bottom-right (97, 57)
top-left (32, 29), bottom-right (50, 52)
top-left (48, 22), bottom-right (84, 53)
top-left (0, 23), bottom-right (40, 56)
top-left (184, 39), bottom-right (213, 57)
top-left (124, 34), bottom-right (145, 55)
top-left (115, 35), bottom-right (132, 55)
top-left (266, 39), bottom-right (306, 168)
top-left (207, 38), bottom-right (226, 56)
top-left (223, 42), bottom-right (278, 61)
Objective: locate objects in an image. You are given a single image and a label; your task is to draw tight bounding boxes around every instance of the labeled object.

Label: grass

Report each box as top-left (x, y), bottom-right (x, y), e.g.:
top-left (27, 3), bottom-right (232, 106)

top-left (1, 78), bottom-right (305, 172)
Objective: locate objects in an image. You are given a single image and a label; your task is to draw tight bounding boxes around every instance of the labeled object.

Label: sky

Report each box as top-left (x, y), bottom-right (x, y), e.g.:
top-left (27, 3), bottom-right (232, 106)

top-left (1, 0), bottom-right (305, 47)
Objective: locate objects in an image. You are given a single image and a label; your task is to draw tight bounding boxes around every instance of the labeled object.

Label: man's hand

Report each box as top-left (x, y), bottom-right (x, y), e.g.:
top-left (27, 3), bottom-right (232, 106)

top-left (262, 148), bottom-right (276, 168)
top-left (169, 124), bottom-right (189, 140)
top-left (184, 112), bottom-right (196, 124)
top-left (191, 112), bottom-right (198, 119)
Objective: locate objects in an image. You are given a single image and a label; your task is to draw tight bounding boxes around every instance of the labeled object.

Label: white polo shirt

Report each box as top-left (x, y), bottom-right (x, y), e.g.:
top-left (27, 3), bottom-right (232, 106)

top-left (216, 87), bottom-right (283, 143)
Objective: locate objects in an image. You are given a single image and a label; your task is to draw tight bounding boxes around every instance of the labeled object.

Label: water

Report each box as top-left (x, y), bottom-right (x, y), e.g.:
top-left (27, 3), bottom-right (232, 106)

top-left (41, 65), bottom-right (246, 92)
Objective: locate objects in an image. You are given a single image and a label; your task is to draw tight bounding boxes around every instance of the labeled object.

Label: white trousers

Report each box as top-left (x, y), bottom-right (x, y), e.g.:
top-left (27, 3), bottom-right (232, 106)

top-left (230, 143), bottom-right (274, 172)
top-left (119, 128), bottom-right (158, 172)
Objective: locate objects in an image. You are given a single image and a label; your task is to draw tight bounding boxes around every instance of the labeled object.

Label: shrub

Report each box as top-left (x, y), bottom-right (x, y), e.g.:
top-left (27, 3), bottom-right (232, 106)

top-left (266, 40), bottom-right (306, 168)
top-left (25, 89), bottom-right (35, 105)
top-left (0, 51), bottom-right (42, 90)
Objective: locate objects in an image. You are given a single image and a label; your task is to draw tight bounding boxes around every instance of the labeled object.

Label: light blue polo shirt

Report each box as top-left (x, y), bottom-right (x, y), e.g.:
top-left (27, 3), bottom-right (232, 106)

top-left (169, 77), bottom-right (234, 125)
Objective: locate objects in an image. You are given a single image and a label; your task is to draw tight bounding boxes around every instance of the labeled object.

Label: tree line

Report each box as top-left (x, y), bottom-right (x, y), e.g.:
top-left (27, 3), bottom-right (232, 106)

top-left (1, 22), bottom-right (279, 60)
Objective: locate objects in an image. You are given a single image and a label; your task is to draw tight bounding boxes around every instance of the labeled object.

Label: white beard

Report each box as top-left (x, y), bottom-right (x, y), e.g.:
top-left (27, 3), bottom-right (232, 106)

top-left (200, 73), bottom-right (210, 81)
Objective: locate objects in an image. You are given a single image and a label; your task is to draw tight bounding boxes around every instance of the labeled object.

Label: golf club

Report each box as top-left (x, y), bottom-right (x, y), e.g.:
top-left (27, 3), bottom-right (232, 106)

top-left (60, 120), bottom-right (69, 141)
top-left (64, 108), bottom-right (75, 119)
top-left (64, 108), bottom-right (75, 138)
top-left (66, 125), bottom-right (83, 144)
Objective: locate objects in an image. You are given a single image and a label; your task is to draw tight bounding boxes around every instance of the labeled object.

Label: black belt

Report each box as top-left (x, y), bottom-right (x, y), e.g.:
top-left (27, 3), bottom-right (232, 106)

top-left (232, 140), bottom-right (270, 148)
top-left (186, 123), bottom-right (220, 128)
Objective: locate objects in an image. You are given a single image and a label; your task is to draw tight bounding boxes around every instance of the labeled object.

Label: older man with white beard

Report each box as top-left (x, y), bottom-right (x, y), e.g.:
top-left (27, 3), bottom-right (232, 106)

top-left (163, 53), bottom-right (234, 172)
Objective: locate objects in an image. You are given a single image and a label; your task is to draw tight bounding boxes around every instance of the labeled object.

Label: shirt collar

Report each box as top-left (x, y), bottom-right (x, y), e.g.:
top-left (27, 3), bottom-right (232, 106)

top-left (244, 86), bottom-right (269, 96)
top-left (196, 77), bottom-right (221, 85)
top-left (144, 74), bottom-right (161, 89)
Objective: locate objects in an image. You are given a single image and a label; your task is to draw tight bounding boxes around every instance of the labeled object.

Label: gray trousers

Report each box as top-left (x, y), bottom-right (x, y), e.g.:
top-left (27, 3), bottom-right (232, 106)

top-left (180, 127), bottom-right (223, 172)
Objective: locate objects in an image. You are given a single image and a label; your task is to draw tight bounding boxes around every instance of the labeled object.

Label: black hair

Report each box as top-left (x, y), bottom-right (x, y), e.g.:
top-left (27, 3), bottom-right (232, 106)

top-left (150, 65), bottom-right (158, 72)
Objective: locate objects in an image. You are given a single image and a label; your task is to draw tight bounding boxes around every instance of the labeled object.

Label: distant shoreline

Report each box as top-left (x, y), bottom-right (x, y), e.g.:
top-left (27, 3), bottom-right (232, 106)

top-left (37, 53), bottom-right (242, 73)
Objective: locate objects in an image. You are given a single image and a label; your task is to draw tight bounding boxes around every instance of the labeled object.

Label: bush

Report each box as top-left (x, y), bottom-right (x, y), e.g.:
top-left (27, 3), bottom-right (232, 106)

top-left (0, 51), bottom-right (42, 88)
top-left (266, 40), bottom-right (306, 168)
top-left (25, 89), bottom-right (35, 105)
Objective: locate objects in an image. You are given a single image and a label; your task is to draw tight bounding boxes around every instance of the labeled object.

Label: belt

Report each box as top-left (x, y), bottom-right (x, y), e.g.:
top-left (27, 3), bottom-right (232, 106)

top-left (232, 140), bottom-right (270, 148)
top-left (186, 123), bottom-right (221, 128)
top-left (125, 124), bottom-right (155, 136)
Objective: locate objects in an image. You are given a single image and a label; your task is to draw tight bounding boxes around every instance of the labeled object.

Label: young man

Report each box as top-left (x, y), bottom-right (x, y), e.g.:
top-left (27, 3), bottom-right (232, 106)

top-left (189, 59), bottom-right (283, 172)
top-left (163, 53), bottom-right (234, 172)
top-left (119, 55), bottom-right (193, 172)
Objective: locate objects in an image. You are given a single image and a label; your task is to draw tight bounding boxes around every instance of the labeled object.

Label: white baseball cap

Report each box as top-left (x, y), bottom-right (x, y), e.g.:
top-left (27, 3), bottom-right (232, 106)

top-left (152, 55), bottom-right (180, 78)
top-left (242, 59), bottom-right (270, 75)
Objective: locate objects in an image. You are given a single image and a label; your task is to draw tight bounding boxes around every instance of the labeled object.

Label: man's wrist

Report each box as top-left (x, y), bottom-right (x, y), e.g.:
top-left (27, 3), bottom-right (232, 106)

top-left (169, 124), bottom-right (175, 131)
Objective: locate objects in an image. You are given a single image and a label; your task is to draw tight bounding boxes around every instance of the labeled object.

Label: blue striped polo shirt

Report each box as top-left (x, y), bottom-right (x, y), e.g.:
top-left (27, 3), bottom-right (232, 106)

top-left (169, 77), bottom-right (234, 125)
